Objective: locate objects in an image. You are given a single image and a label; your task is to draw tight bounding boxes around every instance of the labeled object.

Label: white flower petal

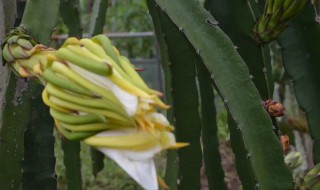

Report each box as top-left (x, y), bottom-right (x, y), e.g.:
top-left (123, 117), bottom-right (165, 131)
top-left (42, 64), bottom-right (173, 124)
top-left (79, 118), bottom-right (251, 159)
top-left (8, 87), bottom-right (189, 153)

top-left (68, 62), bottom-right (138, 116)
top-left (98, 147), bottom-right (160, 190)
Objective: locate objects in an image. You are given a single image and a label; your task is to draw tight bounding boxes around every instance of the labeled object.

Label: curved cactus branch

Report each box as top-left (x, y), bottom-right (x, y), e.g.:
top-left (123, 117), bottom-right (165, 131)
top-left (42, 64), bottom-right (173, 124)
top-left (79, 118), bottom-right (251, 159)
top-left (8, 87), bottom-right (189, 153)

top-left (197, 59), bottom-right (227, 190)
top-left (204, 0), bottom-right (277, 188)
top-left (89, 0), bottom-right (108, 36)
top-left (156, 10), bottom-right (203, 190)
top-left (278, 3), bottom-right (320, 164)
top-left (59, 0), bottom-right (84, 188)
top-left (21, 0), bottom-right (59, 45)
top-left (87, 0), bottom-right (109, 177)
top-left (60, 0), bottom-right (83, 38)
top-left (149, 0), bottom-right (293, 189)
top-left (0, 77), bottom-right (38, 190)
top-left (146, 2), bottom-right (179, 189)
top-left (1, 0), bottom-right (58, 189)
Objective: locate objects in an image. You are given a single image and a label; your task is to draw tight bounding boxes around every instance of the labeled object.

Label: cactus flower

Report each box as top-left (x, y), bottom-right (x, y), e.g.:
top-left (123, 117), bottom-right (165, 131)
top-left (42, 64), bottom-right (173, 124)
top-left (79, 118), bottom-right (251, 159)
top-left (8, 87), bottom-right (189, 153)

top-left (2, 30), bottom-right (187, 190)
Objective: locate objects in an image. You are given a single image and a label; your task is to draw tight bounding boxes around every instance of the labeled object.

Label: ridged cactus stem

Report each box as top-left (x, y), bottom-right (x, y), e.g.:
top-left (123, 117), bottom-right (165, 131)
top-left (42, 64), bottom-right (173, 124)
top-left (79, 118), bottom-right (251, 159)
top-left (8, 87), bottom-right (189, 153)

top-left (21, 0), bottom-right (59, 189)
top-left (148, 1), bottom-right (204, 188)
top-left (146, 1), bottom-right (179, 189)
top-left (205, 0), bottom-right (273, 100)
top-left (0, 0), bottom-right (58, 189)
top-left (150, 0), bottom-right (293, 189)
top-left (0, 77), bottom-right (38, 190)
top-left (278, 3), bottom-right (320, 164)
top-left (197, 59), bottom-right (227, 190)
top-left (247, 0), bottom-right (281, 138)
top-left (0, 2), bottom-right (18, 189)
top-left (23, 84), bottom-right (56, 190)
top-left (59, 0), bottom-right (83, 188)
top-left (156, 10), bottom-right (203, 190)
top-left (59, 0), bottom-right (83, 38)
top-left (227, 114), bottom-right (257, 190)
top-left (21, 0), bottom-right (59, 45)
top-left (88, 0), bottom-right (109, 177)
top-left (89, 0), bottom-right (108, 36)
top-left (205, 0), bottom-right (276, 188)
top-left (61, 140), bottom-right (82, 190)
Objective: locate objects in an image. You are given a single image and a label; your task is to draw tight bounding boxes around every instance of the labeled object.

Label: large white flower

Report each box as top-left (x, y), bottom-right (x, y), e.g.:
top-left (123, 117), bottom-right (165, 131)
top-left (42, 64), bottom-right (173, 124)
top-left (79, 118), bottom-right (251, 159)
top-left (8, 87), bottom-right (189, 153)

top-left (40, 35), bottom-right (187, 189)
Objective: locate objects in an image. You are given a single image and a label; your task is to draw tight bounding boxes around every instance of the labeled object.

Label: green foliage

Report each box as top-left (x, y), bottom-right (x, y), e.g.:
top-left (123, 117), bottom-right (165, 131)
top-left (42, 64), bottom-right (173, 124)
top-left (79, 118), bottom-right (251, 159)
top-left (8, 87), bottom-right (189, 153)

top-left (104, 0), bottom-right (154, 58)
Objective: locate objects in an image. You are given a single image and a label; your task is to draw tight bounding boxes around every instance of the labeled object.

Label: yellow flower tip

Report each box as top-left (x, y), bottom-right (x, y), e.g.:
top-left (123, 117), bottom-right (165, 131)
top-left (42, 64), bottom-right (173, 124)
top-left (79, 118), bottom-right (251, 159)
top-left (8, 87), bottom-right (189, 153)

top-left (165, 125), bottom-right (175, 131)
top-left (151, 90), bottom-right (163, 97)
top-left (33, 63), bottom-right (43, 75)
top-left (135, 116), bottom-right (147, 130)
top-left (46, 54), bottom-right (58, 65)
top-left (153, 101), bottom-right (170, 110)
top-left (162, 104), bottom-right (171, 110)
top-left (157, 176), bottom-right (170, 190)
top-left (168, 142), bottom-right (189, 149)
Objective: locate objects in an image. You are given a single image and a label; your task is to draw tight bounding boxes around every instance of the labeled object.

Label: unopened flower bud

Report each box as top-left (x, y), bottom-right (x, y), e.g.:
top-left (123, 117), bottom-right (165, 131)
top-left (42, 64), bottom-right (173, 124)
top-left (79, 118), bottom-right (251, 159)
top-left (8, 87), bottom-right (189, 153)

top-left (263, 100), bottom-right (285, 117)
top-left (281, 135), bottom-right (290, 154)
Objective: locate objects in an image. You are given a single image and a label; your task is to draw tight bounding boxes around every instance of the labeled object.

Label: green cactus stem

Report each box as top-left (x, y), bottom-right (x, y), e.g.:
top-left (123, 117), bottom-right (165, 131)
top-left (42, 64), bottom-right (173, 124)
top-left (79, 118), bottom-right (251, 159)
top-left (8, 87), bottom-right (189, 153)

top-left (87, 0), bottom-right (109, 177)
top-left (156, 10), bottom-right (203, 190)
top-left (61, 140), bottom-right (82, 190)
top-left (89, 0), bottom-right (109, 36)
top-left (22, 0), bottom-right (59, 189)
top-left (59, 0), bottom-right (83, 38)
top-left (21, 0), bottom-right (59, 44)
top-left (146, 1), bottom-right (179, 189)
top-left (0, 2), bottom-right (23, 189)
top-left (204, 0), bottom-right (277, 188)
top-left (23, 85), bottom-right (56, 190)
top-left (0, 0), bottom-right (58, 189)
top-left (197, 59), bottom-right (227, 190)
top-left (0, 77), bottom-right (38, 190)
top-left (205, 0), bottom-right (273, 100)
top-left (149, 0), bottom-right (293, 189)
top-left (228, 114), bottom-right (257, 190)
top-left (59, 0), bottom-right (83, 188)
top-left (278, 3), bottom-right (320, 164)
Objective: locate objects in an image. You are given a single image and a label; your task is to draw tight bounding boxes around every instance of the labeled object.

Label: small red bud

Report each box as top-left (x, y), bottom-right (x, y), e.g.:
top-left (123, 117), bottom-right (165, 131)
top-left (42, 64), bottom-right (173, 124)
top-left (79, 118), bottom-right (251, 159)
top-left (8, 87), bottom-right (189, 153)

top-left (135, 67), bottom-right (145, 72)
top-left (280, 135), bottom-right (290, 154)
top-left (263, 99), bottom-right (285, 117)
